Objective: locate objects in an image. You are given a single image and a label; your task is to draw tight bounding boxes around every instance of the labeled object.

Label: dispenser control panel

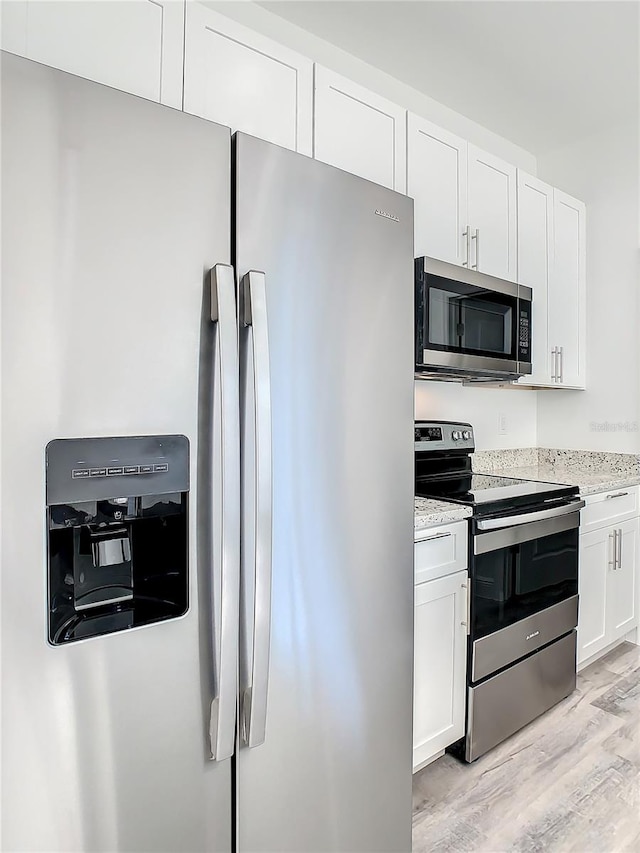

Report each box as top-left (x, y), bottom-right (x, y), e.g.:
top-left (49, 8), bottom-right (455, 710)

top-left (46, 435), bottom-right (189, 646)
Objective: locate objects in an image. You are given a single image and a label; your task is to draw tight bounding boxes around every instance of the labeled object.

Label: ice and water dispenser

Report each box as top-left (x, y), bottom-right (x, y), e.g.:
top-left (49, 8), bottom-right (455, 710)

top-left (46, 435), bottom-right (189, 645)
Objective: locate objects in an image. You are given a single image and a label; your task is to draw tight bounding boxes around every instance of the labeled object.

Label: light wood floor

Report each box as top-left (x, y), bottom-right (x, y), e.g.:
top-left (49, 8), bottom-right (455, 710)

top-left (412, 641), bottom-right (640, 853)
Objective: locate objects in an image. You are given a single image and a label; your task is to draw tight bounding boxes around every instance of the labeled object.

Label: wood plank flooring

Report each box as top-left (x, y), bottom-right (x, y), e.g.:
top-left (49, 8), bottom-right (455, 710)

top-left (412, 641), bottom-right (640, 852)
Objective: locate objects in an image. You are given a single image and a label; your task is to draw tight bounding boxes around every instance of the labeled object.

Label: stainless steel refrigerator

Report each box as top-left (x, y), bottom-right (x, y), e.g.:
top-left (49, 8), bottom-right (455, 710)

top-left (1, 52), bottom-right (415, 852)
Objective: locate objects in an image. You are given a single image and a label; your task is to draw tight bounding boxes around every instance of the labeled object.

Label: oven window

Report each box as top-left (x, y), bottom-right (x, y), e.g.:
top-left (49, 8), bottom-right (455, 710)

top-left (426, 274), bottom-right (517, 358)
top-left (473, 527), bottom-right (578, 640)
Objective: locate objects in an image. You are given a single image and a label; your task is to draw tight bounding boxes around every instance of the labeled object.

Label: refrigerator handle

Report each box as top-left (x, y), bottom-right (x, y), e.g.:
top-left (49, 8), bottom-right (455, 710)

top-left (240, 270), bottom-right (273, 749)
top-left (208, 264), bottom-right (241, 761)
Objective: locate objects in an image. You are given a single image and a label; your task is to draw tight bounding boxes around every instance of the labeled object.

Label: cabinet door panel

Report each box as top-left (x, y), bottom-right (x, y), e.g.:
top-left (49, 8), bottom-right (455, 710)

top-left (578, 528), bottom-right (612, 665)
top-left (4, 0), bottom-right (184, 108)
top-left (184, 4), bottom-right (312, 154)
top-left (314, 67), bottom-right (406, 192)
top-left (549, 190), bottom-right (586, 388)
top-left (408, 114), bottom-right (467, 265)
top-left (611, 518), bottom-right (639, 640)
top-left (413, 571), bottom-right (467, 771)
top-left (516, 171), bottom-right (553, 386)
top-left (468, 145), bottom-right (517, 281)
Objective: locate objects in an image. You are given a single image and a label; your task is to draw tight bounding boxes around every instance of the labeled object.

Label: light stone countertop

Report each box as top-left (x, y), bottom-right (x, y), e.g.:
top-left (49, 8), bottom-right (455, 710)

top-left (472, 464), bottom-right (640, 497)
top-left (472, 448), bottom-right (640, 497)
top-left (414, 497), bottom-right (472, 532)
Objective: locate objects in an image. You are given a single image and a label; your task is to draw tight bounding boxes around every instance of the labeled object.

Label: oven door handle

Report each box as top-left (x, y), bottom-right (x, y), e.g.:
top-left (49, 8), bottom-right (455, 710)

top-left (476, 500), bottom-right (585, 531)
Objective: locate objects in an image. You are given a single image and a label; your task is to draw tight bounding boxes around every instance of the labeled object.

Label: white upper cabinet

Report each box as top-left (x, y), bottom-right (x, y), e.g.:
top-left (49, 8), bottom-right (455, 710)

top-left (314, 67), bottom-right (406, 192)
top-left (0, 0), bottom-right (184, 108)
top-left (408, 115), bottom-right (467, 265)
top-left (183, 4), bottom-right (312, 154)
top-left (407, 118), bottom-right (517, 279)
top-left (517, 172), bottom-right (554, 386)
top-left (548, 190), bottom-right (586, 388)
top-left (467, 145), bottom-right (517, 280)
top-left (517, 175), bottom-right (586, 389)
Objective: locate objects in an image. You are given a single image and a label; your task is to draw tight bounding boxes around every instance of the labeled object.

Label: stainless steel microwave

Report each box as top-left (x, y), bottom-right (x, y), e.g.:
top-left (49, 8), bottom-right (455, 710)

top-left (415, 257), bottom-right (532, 382)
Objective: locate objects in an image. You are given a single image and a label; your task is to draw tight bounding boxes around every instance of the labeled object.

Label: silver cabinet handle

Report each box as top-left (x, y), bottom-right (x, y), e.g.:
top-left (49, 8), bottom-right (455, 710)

top-left (462, 577), bottom-right (471, 635)
top-left (551, 347), bottom-right (557, 382)
top-left (606, 492), bottom-right (629, 500)
top-left (208, 264), bottom-right (241, 761)
top-left (609, 530), bottom-right (617, 569)
top-left (617, 527), bottom-right (623, 568)
top-left (558, 346), bottom-right (564, 383)
top-left (240, 270), bottom-right (273, 749)
top-left (471, 227), bottom-right (479, 270)
top-left (419, 530), bottom-right (452, 543)
top-left (462, 226), bottom-right (471, 267)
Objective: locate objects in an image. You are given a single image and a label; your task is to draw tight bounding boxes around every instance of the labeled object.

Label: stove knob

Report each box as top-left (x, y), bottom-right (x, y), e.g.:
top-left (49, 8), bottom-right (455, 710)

top-left (463, 430), bottom-right (471, 440)
top-left (452, 430), bottom-right (460, 441)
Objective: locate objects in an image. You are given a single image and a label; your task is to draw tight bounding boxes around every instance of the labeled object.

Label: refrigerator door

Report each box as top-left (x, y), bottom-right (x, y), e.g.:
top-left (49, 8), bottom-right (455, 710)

top-left (1, 54), bottom-right (234, 852)
top-left (235, 134), bottom-right (415, 852)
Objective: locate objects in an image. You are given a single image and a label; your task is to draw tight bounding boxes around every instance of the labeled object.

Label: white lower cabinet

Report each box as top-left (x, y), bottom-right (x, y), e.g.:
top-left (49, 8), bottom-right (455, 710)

top-left (413, 569), bottom-right (468, 772)
top-left (578, 514), bottom-right (639, 667)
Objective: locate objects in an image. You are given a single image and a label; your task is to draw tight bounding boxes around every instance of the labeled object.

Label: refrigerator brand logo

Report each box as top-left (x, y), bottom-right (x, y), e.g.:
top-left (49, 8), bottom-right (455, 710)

top-left (526, 630), bottom-right (540, 641)
top-left (374, 208), bottom-right (399, 223)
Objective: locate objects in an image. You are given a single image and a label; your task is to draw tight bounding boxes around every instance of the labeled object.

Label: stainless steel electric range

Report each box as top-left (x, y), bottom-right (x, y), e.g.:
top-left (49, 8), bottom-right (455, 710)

top-left (415, 421), bottom-right (585, 762)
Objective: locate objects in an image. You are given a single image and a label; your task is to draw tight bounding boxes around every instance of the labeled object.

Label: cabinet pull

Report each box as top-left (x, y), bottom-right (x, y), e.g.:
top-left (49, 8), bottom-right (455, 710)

top-left (419, 531), bottom-right (453, 543)
top-left (463, 577), bottom-right (471, 635)
top-left (471, 227), bottom-right (479, 270)
top-left (558, 346), bottom-right (564, 383)
top-left (617, 527), bottom-right (623, 568)
top-left (462, 226), bottom-right (471, 267)
top-left (605, 492), bottom-right (629, 500)
top-left (551, 347), bottom-right (558, 381)
top-left (609, 530), bottom-right (617, 569)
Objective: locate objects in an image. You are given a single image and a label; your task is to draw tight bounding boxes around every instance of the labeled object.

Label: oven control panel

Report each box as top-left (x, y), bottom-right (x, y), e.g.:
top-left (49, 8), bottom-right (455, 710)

top-left (415, 421), bottom-right (475, 452)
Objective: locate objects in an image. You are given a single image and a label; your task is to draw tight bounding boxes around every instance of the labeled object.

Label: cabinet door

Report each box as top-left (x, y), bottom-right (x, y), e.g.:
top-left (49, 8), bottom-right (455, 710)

top-left (516, 171), bottom-right (554, 386)
top-left (467, 145), bottom-right (517, 281)
top-left (407, 114), bottom-right (468, 265)
top-left (1, 0), bottom-right (184, 108)
top-left (184, 4), bottom-right (312, 154)
top-left (610, 518), bottom-right (639, 641)
top-left (549, 190), bottom-right (586, 388)
top-left (413, 570), bottom-right (467, 772)
top-left (578, 527), bottom-right (613, 665)
top-left (314, 66), bottom-right (406, 192)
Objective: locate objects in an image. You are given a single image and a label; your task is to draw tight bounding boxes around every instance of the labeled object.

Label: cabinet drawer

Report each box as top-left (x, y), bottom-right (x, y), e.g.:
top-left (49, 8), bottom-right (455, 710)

top-left (415, 520), bottom-right (468, 584)
top-left (580, 486), bottom-right (639, 534)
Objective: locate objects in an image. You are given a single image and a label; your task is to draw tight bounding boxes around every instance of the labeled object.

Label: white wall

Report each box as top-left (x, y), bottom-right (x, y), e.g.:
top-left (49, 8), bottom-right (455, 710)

top-left (206, 1), bottom-right (540, 451)
top-left (536, 119), bottom-right (640, 453)
top-left (414, 382), bottom-right (537, 450)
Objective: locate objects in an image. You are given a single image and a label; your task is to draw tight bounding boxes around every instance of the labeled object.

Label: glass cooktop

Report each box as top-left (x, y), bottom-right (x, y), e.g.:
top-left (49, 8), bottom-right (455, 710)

top-left (416, 473), bottom-right (577, 509)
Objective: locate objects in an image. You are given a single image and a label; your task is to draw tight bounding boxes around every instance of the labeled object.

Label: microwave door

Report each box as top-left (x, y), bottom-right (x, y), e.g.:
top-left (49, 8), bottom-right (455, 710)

top-left (460, 298), bottom-right (512, 355)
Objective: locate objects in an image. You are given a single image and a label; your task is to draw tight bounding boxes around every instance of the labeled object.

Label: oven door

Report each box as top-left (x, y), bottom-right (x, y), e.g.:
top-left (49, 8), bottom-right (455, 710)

top-left (470, 500), bottom-right (583, 681)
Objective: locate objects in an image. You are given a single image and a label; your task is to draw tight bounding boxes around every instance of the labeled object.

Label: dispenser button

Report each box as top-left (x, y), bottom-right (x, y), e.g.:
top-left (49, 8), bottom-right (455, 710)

top-left (90, 468), bottom-right (107, 477)
top-left (72, 469), bottom-right (89, 479)
top-left (154, 463), bottom-right (169, 473)
top-left (107, 467), bottom-right (124, 476)
top-left (124, 466), bottom-right (139, 475)
top-left (139, 465), bottom-right (153, 474)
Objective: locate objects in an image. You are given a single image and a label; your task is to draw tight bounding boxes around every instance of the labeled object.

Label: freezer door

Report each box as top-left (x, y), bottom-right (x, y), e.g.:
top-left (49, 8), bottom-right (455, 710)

top-left (235, 134), bottom-right (415, 852)
top-left (1, 54), bottom-right (233, 852)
